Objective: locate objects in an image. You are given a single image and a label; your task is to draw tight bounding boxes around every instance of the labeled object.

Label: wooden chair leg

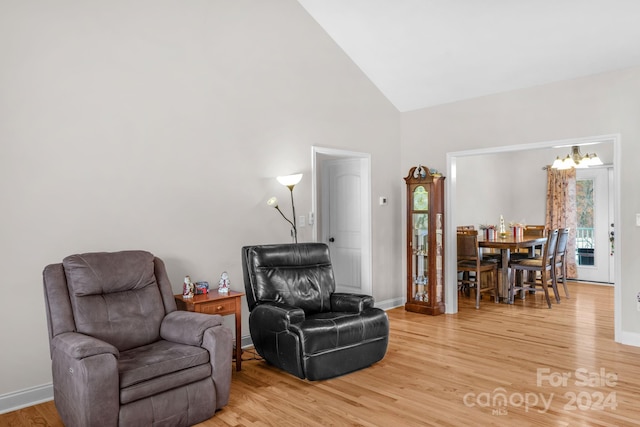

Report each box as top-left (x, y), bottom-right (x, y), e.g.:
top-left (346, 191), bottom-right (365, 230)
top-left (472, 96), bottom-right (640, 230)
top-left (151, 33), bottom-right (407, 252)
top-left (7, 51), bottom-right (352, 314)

top-left (527, 271), bottom-right (536, 294)
top-left (510, 268), bottom-right (525, 304)
top-left (549, 267), bottom-right (561, 303)
top-left (541, 271), bottom-right (552, 308)
top-left (475, 272), bottom-right (481, 309)
top-left (518, 270), bottom-right (526, 300)
top-left (561, 263), bottom-right (570, 298)
top-left (508, 268), bottom-right (515, 304)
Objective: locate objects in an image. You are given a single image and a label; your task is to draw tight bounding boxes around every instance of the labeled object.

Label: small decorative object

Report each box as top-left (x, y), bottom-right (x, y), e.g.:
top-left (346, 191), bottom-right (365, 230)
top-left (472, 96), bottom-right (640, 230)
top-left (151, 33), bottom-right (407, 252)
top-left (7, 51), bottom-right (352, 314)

top-left (218, 271), bottom-right (230, 294)
top-left (195, 281), bottom-right (209, 295)
top-left (480, 224), bottom-right (496, 240)
top-left (499, 215), bottom-right (507, 238)
top-left (414, 275), bottom-right (428, 302)
top-left (510, 222), bottom-right (525, 240)
top-left (183, 275), bottom-right (194, 298)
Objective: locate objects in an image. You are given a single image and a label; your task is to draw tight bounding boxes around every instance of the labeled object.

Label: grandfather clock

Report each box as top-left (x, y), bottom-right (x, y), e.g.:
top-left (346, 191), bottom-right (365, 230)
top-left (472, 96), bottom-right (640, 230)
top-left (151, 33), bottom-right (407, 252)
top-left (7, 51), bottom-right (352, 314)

top-left (405, 165), bottom-right (445, 315)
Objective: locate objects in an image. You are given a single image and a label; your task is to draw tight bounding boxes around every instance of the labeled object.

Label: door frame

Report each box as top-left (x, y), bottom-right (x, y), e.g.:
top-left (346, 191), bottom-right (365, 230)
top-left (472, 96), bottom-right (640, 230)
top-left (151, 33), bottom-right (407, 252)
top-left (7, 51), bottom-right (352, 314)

top-left (311, 146), bottom-right (372, 296)
top-left (445, 134), bottom-right (621, 340)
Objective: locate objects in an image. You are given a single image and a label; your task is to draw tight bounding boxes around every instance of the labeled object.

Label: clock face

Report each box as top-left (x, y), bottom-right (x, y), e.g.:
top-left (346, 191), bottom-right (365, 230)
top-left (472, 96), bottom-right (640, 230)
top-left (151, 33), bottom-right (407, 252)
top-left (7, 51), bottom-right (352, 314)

top-left (413, 186), bottom-right (428, 211)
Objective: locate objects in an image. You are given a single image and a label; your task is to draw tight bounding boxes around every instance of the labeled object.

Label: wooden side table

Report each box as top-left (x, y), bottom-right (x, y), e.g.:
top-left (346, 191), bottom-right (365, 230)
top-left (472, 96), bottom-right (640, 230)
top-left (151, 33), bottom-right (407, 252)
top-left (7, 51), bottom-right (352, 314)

top-left (174, 290), bottom-right (245, 371)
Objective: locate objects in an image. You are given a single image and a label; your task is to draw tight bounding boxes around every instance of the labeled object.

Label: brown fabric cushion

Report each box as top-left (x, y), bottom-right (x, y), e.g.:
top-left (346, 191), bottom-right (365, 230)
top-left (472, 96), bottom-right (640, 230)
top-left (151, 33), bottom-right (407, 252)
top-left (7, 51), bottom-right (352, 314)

top-left (64, 250), bottom-right (157, 296)
top-left (118, 340), bottom-right (210, 388)
top-left (63, 250), bottom-right (165, 351)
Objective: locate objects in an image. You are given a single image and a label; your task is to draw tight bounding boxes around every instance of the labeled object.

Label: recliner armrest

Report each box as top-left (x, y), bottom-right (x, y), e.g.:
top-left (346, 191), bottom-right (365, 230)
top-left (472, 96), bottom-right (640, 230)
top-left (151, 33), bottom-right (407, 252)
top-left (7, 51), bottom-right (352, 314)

top-left (330, 293), bottom-right (375, 312)
top-left (160, 310), bottom-right (224, 346)
top-left (51, 332), bottom-right (119, 359)
top-left (252, 302), bottom-right (305, 330)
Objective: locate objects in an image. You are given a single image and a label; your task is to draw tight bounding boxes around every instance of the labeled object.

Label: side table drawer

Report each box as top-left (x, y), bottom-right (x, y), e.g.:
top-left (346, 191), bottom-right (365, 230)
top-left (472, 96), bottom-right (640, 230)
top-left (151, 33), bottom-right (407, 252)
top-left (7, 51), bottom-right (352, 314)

top-left (199, 300), bottom-right (235, 315)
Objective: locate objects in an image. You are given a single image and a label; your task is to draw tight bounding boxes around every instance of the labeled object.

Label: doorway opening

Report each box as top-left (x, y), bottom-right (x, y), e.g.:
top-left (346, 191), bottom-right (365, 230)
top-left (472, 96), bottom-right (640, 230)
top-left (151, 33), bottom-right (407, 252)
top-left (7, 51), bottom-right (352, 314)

top-left (446, 134), bottom-right (621, 340)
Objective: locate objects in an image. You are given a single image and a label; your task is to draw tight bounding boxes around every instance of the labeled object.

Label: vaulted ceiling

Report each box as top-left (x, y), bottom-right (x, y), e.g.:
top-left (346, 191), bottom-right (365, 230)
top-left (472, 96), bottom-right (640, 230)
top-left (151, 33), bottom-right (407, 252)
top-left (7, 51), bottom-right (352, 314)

top-left (298, 0), bottom-right (640, 112)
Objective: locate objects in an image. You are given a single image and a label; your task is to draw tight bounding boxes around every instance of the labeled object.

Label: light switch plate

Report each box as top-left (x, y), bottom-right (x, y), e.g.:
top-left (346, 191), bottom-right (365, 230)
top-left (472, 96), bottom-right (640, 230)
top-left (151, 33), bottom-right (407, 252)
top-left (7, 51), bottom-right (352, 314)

top-left (636, 213), bottom-right (640, 227)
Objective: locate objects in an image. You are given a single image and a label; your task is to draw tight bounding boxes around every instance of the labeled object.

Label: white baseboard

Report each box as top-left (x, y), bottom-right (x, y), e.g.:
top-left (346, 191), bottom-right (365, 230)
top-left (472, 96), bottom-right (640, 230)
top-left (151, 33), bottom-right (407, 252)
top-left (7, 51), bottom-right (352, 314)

top-left (376, 297), bottom-right (404, 311)
top-left (617, 330), bottom-right (640, 347)
top-left (241, 334), bottom-right (254, 349)
top-left (0, 383), bottom-right (53, 414)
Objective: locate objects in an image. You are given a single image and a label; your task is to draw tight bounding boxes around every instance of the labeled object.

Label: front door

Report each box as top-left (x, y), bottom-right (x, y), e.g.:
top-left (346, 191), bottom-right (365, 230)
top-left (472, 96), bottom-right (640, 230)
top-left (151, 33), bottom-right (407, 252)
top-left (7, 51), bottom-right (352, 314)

top-left (575, 167), bottom-right (614, 283)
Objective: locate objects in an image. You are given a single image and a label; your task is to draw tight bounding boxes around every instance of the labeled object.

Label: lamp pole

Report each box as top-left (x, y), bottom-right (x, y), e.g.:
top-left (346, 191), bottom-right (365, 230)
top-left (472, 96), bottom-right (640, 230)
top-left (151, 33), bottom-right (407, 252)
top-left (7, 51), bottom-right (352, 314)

top-left (271, 173), bottom-right (303, 244)
top-left (287, 185), bottom-right (298, 243)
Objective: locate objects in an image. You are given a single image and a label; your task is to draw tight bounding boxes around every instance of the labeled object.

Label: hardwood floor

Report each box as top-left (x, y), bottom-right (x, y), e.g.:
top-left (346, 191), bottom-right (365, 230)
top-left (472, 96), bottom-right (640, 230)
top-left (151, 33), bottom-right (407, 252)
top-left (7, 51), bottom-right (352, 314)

top-left (4, 282), bottom-right (640, 426)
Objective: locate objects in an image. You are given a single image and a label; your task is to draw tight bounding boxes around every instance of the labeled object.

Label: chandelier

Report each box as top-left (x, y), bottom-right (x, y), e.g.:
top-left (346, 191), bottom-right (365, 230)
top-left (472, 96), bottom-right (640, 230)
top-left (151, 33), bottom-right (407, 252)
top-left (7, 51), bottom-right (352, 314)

top-left (551, 146), bottom-right (603, 169)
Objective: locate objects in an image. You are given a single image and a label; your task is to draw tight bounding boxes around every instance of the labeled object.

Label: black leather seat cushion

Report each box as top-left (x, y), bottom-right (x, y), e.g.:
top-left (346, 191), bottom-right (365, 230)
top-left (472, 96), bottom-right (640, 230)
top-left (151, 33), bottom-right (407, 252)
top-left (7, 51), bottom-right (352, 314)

top-left (290, 309), bottom-right (388, 355)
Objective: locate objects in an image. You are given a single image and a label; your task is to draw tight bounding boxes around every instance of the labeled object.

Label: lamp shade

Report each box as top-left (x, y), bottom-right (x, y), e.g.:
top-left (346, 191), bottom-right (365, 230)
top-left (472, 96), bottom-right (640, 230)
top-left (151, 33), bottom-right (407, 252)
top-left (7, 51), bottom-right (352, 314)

top-left (551, 156), bottom-right (564, 169)
top-left (587, 153), bottom-right (603, 166)
top-left (276, 174), bottom-right (303, 187)
top-left (558, 155), bottom-right (576, 170)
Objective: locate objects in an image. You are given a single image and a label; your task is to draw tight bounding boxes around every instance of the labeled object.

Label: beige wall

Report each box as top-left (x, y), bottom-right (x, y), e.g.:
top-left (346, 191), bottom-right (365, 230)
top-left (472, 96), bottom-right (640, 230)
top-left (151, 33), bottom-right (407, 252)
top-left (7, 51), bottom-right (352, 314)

top-left (0, 0), bottom-right (401, 399)
top-left (402, 66), bottom-right (640, 342)
top-left (455, 143), bottom-right (614, 228)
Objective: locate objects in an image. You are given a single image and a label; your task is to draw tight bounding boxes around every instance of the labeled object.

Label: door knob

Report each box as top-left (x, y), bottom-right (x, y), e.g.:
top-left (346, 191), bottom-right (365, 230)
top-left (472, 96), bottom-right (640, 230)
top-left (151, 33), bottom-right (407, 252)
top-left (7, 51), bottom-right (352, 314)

top-left (329, 237), bottom-right (335, 242)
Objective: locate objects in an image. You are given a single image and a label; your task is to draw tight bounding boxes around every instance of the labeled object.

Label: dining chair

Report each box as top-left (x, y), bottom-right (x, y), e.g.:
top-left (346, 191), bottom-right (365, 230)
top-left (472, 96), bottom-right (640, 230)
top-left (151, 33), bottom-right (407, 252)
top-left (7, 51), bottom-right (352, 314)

top-left (510, 225), bottom-right (546, 260)
top-left (457, 230), bottom-right (499, 309)
top-left (553, 227), bottom-right (571, 298)
top-left (510, 225), bottom-right (547, 287)
top-left (508, 229), bottom-right (560, 308)
top-left (457, 228), bottom-right (479, 284)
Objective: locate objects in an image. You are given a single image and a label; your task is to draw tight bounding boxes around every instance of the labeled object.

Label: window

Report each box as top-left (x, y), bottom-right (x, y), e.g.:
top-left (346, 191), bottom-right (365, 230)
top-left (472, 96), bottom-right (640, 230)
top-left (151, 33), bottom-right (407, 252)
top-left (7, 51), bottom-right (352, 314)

top-left (576, 179), bottom-right (594, 265)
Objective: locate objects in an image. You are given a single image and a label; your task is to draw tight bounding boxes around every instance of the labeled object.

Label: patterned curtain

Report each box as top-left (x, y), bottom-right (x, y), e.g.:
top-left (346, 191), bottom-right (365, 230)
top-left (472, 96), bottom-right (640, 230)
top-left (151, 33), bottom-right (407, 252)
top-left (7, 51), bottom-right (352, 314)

top-left (545, 168), bottom-right (578, 278)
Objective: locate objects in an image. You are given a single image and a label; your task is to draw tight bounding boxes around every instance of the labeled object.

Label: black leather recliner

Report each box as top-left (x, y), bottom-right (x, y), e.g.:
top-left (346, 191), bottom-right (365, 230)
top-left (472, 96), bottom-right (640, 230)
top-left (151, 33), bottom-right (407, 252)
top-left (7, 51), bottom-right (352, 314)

top-left (242, 243), bottom-right (389, 380)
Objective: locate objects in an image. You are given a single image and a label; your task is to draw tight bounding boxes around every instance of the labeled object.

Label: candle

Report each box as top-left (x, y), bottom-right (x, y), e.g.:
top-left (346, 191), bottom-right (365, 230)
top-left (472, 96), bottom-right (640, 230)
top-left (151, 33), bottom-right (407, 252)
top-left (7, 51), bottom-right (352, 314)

top-left (499, 215), bottom-right (507, 238)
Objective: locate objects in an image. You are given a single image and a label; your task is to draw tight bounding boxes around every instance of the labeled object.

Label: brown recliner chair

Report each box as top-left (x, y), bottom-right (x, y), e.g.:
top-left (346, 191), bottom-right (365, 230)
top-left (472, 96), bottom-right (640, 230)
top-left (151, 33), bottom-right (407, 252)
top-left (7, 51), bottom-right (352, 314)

top-left (42, 250), bottom-right (232, 427)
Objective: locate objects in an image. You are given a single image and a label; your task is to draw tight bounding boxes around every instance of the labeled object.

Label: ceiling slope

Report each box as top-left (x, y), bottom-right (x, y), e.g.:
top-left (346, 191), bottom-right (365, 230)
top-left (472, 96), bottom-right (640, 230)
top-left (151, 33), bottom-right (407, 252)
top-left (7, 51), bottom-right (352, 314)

top-left (298, 0), bottom-right (640, 112)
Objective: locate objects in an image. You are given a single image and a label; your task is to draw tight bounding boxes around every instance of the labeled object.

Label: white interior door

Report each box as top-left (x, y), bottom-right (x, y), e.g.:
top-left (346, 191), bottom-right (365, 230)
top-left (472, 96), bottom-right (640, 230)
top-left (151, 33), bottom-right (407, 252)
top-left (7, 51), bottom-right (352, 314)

top-left (321, 157), bottom-right (369, 294)
top-left (575, 167), bottom-right (614, 283)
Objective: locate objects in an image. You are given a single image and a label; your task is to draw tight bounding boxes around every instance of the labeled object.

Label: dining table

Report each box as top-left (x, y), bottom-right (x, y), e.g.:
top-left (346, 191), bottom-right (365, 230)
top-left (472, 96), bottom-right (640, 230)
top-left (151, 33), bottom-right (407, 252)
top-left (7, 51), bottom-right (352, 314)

top-left (478, 234), bottom-right (548, 302)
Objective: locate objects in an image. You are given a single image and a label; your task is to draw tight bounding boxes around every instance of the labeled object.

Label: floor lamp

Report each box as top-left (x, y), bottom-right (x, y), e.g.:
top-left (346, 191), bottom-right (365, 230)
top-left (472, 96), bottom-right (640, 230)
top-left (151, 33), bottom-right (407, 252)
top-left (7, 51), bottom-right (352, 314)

top-left (267, 173), bottom-right (302, 243)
